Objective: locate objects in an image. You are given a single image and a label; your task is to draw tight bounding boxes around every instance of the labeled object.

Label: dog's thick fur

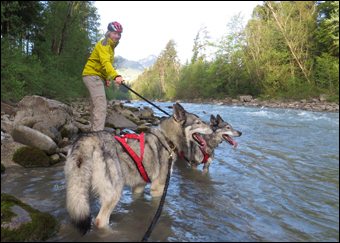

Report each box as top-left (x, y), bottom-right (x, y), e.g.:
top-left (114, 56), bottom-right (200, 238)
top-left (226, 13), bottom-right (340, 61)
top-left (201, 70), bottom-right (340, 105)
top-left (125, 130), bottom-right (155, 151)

top-left (179, 114), bottom-right (242, 172)
top-left (64, 103), bottom-right (212, 235)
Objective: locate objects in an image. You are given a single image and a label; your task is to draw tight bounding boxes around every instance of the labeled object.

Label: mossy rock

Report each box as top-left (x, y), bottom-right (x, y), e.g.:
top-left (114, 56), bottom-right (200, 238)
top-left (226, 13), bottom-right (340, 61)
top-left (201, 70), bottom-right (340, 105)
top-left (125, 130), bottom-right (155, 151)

top-left (1, 193), bottom-right (59, 242)
top-left (128, 118), bottom-right (144, 126)
top-left (1, 163), bottom-right (5, 173)
top-left (12, 146), bottom-right (51, 168)
top-left (134, 127), bottom-right (150, 134)
top-left (126, 107), bottom-right (139, 113)
top-left (105, 122), bottom-right (116, 129)
top-left (81, 112), bottom-right (91, 117)
top-left (121, 130), bottom-right (131, 135)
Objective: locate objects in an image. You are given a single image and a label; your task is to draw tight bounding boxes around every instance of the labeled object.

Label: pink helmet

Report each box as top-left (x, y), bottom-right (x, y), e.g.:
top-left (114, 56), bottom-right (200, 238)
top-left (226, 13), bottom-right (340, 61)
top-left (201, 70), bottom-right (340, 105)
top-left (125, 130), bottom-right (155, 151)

top-left (108, 21), bottom-right (123, 33)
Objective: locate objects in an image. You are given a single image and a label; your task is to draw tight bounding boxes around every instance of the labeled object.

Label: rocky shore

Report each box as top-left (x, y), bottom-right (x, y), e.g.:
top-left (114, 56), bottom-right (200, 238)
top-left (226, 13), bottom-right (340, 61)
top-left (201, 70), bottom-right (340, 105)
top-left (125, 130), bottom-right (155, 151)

top-left (167, 94), bottom-right (339, 113)
top-left (173, 95), bottom-right (339, 112)
top-left (1, 96), bottom-right (161, 168)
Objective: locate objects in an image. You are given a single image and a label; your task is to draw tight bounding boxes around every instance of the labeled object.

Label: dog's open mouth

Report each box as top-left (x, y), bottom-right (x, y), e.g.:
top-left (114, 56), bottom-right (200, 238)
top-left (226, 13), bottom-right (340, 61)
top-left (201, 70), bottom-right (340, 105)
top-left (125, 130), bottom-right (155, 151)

top-left (223, 135), bottom-right (238, 147)
top-left (193, 133), bottom-right (207, 149)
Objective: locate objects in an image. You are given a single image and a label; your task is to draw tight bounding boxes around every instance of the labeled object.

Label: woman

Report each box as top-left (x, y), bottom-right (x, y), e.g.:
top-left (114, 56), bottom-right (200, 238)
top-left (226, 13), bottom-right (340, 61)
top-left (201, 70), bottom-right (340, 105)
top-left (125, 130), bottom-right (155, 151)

top-left (82, 21), bottom-right (125, 131)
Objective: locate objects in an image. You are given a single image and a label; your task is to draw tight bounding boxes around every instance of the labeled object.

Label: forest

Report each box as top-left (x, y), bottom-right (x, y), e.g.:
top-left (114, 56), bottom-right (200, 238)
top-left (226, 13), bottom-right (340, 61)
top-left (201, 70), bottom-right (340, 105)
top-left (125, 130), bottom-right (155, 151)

top-left (133, 1), bottom-right (339, 102)
top-left (1, 1), bottom-right (339, 103)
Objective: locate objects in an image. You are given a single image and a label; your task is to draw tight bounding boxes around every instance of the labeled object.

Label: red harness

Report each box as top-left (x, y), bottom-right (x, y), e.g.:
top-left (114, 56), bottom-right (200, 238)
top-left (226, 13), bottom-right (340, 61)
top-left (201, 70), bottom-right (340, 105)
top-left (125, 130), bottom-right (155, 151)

top-left (178, 147), bottom-right (210, 164)
top-left (113, 132), bottom-right (151, 183)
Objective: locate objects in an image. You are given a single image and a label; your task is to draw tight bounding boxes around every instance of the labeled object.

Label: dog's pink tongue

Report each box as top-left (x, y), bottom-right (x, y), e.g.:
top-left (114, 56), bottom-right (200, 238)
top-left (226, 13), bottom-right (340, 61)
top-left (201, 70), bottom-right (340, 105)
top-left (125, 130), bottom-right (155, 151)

top-left (196, 134), bottom-right (207, 149)
top-left (225, 135), bottom-right (238, 148)
top-left (230, 137), bottom-right (238, 148)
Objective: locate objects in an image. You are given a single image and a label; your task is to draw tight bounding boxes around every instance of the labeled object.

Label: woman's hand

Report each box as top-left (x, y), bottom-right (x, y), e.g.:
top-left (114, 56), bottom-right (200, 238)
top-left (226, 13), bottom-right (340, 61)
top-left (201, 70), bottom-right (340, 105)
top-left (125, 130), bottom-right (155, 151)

top-left (105, 80), bottom-right (111, 87)
top-left (115, 76), bottom-right (125, 85)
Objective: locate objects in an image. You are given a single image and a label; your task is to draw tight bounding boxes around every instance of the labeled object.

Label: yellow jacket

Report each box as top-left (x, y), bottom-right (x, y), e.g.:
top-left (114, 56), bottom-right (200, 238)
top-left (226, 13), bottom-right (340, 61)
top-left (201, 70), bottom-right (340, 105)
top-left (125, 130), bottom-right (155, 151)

top-left (82, 37), bottom-right (120, 81)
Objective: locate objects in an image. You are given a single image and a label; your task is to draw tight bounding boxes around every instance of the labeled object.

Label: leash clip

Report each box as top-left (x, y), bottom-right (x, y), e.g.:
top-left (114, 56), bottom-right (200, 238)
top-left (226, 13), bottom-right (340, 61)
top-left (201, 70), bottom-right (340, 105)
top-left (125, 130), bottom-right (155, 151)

top-left (169, 145), bottom-right (176, 159)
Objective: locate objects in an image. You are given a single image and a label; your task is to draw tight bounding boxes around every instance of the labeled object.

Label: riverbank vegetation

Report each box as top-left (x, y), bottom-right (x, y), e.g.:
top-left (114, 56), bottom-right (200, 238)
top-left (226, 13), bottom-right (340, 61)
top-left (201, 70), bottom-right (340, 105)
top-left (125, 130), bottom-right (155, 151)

top-left (133, 1), bottom-right (339, 102)
top-left (1, 1), bottom-right (339, 104)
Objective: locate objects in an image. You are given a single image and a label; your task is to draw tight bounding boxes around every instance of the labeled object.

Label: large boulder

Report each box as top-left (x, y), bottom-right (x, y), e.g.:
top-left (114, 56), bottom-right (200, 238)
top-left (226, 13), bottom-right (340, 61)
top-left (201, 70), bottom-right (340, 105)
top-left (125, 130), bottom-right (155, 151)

top-left (1, 120), bottom-right (13, 134)
top-left (59, 123), bottom-right (78, 139)
top-left (120, 109), bottom-right (140, 122)
top-left (15, 117), bottom-right (41, 128)
top-left (32, 122), bottom-right (62, 144)
top-left (134, 107), bottom-right (154, 119)
top-left (1, 140), bottom-right (26, 166)
top-left (239, 95), bottom-right (253, 102)
top-left (1, 102), bottom-right (17, 117)
top-left (105, 111), bottom-right (138, 130)
top-left (11, 125), bottom-right (58, 155)
top-left (13, 95), bottom-right (75, 133)
top-left (74, 121), bottom-right (91, 133)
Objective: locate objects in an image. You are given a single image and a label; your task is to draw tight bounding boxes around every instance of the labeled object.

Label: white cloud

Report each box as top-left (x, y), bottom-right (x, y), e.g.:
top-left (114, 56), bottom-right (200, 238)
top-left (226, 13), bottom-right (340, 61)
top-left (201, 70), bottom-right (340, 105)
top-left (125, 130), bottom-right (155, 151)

top-left (95, 1), bottom-right (263, 63)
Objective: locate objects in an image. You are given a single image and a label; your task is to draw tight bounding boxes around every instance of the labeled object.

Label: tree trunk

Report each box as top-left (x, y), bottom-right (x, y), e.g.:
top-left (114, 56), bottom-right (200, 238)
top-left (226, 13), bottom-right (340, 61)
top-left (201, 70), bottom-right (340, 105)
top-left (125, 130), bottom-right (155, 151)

top-left (265, 1), bottom-right (311, 83)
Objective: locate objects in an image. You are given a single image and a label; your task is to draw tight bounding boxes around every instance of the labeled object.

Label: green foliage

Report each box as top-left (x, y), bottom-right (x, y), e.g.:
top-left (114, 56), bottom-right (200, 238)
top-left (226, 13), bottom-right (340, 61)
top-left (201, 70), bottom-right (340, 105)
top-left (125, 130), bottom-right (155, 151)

top-left (314, 52), bottom-right (339, 92)
top-left (132, 39), bottom-right (181, 100)
top-left (1, 1), bottom-right (100, 102)
top-left (325, 1), bottom-right (339, 49)
top-left (314, 1), bottom-right (339, 56)
top-left (12, 146), bottom-right (51, 167)
top-left (1, 163), bottom-right (5, 173)
top-left (177, 59), bottom-right (211, 99)
top-left (105, 81), bottom-right (131, 100)
top-left (1, 193), bottom-right (59, 242)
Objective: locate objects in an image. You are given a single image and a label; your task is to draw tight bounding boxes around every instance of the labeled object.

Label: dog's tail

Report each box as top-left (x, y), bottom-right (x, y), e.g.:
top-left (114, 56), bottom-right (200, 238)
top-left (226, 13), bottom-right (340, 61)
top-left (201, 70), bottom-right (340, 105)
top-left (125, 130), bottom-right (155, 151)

top-left (64, 144), bottom-right (93, 235)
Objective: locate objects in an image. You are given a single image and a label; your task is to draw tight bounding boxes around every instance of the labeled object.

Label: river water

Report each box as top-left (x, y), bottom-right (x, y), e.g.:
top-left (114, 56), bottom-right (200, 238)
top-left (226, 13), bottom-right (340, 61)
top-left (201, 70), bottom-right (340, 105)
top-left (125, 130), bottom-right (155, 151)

top-left (1, 102), bottom-right (339, 242)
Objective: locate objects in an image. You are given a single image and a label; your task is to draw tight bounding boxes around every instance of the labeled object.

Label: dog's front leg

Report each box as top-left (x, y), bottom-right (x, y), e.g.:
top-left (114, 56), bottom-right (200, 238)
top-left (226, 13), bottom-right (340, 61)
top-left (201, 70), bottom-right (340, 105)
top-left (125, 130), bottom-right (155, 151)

top-left (132, 184), bottom-right (146, 193)
top-left (203, 154), bottom-right (214, 172)
top-left (190, 162), bottom-right (198, 170)
top-left (150, 179), bottom-right (164, 197)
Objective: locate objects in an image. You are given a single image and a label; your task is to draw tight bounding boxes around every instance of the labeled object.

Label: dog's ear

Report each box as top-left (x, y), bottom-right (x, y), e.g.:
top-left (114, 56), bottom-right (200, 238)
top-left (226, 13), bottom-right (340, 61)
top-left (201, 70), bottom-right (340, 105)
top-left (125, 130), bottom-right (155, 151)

top-left (173, 103), bottom-right (186, 123)
top-left (216, 114), bottom-right (224, 122)
top-left (210, 115), bottom-right (219, 126)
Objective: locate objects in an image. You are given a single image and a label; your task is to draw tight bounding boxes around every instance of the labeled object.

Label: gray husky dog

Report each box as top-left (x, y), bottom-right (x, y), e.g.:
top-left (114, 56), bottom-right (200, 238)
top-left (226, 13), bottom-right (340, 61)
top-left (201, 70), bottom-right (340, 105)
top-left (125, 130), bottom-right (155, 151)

top-left (178, 114), bottom-right (242, 172)
top-left (64, 103), bottom-right (212, 235)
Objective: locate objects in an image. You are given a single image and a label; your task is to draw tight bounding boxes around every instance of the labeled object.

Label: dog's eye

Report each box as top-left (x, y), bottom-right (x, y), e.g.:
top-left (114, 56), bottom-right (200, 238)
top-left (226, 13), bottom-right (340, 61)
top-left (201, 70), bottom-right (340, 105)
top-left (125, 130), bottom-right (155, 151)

top-left (196, 121), bottom-right (201, 125)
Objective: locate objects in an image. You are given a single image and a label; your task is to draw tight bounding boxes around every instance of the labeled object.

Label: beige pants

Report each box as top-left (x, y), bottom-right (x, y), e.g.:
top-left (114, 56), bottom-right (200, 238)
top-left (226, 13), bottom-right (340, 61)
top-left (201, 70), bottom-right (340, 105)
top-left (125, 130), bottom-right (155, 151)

top-left (82, 75), bottom-right (107, 131)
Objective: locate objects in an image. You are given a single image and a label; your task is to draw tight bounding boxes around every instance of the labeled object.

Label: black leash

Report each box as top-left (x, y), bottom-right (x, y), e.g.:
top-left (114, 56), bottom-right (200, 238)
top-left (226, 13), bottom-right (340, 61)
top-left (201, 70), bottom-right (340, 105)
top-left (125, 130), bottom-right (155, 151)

top-left (141, 155), bottom-right (173, 242)
top-left (120, 83), bottom-right (171, 117)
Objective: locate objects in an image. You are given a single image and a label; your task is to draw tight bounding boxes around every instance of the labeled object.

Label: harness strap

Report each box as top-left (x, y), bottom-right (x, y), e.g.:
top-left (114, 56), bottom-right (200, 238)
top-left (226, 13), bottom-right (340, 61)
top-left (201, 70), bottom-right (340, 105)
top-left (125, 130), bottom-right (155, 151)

top-left (199, 147), bottom-right (210, 164)
top-left (178, 147), bottom-right (210, 164)
top-left (113, 132), bottom-right (151, 183)
top-left (178, 152), bottom-right (189, 162)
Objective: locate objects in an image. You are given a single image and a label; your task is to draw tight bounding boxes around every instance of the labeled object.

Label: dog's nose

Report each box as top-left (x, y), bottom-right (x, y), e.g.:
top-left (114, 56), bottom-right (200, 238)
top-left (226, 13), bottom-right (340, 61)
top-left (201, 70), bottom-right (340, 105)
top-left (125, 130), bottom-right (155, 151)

top-left (239, 132), bottom-right (242, 136)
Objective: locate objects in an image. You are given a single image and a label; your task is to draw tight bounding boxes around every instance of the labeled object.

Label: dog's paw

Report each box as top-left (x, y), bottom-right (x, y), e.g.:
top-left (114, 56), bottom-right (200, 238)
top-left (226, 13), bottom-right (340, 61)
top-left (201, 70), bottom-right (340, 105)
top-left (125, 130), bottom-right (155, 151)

top-left (150, 189), bottom-right (163, 197)
top-left (93, 223), bottom-right (113, 237)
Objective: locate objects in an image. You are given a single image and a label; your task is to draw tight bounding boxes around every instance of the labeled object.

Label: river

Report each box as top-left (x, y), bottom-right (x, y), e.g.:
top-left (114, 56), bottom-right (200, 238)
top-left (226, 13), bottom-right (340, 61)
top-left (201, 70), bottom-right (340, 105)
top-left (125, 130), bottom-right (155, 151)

top-left (1, 101), bottom-right (339, 242)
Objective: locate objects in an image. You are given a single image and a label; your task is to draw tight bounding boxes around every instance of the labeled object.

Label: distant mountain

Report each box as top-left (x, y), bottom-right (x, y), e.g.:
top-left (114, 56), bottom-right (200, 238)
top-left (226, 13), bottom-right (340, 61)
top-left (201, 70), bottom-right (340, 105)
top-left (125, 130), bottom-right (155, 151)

top-left (115, 56), bottom-right (144, 71)
top-left (138, 54), bottom-right (157, 68)
top-left (115, 55), bottom-right (158, 82)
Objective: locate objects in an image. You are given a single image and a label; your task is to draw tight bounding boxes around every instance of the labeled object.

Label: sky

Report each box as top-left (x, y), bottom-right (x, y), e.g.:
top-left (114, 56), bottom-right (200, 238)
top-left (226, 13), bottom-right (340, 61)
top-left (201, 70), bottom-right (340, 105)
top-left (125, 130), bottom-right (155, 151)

top-left (94, 1), bottom-right (263, 64)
